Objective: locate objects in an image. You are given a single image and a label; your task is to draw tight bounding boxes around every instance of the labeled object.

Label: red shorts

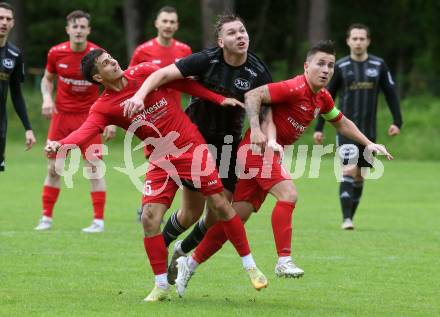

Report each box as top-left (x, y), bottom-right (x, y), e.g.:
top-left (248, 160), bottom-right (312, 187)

top-left (142, 144), bottom-right (223, 208)
top-left (47, 111), bottom-right (102, 160)
top-left (233, 143), bottom-right (291, 211)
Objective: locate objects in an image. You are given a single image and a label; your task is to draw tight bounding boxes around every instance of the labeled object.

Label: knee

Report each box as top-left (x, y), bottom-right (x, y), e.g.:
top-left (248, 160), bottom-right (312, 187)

top-left (278, 189), bottom-right (297, 204)
top-left (141, 206), bottom-right (157, 232)
top-left (47, 162), bottom-right (60, 179)
top-left (208, 194), bottom-right (231, 219)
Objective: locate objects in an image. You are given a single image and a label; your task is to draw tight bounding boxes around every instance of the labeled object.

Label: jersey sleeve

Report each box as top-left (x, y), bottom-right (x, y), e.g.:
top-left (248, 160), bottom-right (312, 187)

top-left (320, 91), bottom-right (343, 122)
top-left (133, 62), bottom-right (161, 77)
top-left (267, 81), bottom-right (297, 104)
top-left (9, 52), bottom-right (31, 130)
top-left (45, 48), bottom-right (57, 74)
top-left (379, 61), bottom-right (403, 128)
top-left (60, 110), bottom-right (109, 147)
top-left (165, 79), bottom-right (225, 105)
top-left (175, 51), bottom-right (210, 77)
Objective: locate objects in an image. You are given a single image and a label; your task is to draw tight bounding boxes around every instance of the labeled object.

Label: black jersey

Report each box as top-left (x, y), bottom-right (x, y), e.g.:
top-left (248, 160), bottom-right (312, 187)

top-left (315, 54), bottom-right (402, 141)
top-left (175, 47), bottom-right (272, 141)
top-left (0, 42), bottom-right (31, 171)
top-left (0, 42), bottom-right (31, 135)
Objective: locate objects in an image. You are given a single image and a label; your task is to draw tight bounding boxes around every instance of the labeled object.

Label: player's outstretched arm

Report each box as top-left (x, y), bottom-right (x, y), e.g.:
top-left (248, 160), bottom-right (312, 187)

top-left (122, 64), bottom-right (184, 117)
top-left (245, 85), bottom-right (272, 150)
top-left (331, 116), bottom-right (393, 160)
top-left (166, 79), bottom-right (243, 108)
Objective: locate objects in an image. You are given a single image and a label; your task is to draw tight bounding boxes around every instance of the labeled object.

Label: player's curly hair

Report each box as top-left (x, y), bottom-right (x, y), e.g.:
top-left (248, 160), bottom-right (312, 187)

top-left (306, 40), bottom-right (336, 61)
top-left (214, 14), bottom-right (246, 38)
top-left (81, 49), bottom-right (105, 85)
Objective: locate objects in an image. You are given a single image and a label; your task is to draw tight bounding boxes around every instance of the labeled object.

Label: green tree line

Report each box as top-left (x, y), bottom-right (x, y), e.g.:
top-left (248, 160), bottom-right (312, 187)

top-left (8, 0), bottom-right (440, 96)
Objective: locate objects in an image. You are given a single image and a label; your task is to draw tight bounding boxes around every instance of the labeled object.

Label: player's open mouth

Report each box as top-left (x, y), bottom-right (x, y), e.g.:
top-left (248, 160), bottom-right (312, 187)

top-left (238, 41), bottom-right (246, 48)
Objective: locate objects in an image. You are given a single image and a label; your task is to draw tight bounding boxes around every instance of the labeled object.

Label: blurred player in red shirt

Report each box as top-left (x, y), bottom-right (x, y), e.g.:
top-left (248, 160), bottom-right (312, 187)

top-left (34, 10), bottom-right (116, 233)
top-left (129, 6), bottom-right (191, 105)
top-left (45, 49), bottom-right (268, 301)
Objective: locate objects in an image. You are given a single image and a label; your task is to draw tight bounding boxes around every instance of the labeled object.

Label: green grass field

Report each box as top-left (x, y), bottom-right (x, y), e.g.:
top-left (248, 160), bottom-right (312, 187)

top-left (0, 141), bottom-right (439, 316)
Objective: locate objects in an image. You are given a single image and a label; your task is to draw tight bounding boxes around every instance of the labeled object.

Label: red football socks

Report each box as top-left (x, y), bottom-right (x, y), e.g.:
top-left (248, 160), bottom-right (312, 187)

top-left (221, 214), bottom-right (251, 257)
top-left (143, 234), bottom-right (168, 275)
top-left (193, 222), bottom-right (227, 264)
top-left (42, 185), bottom-right (60, 217)
top-left (90, 191), bottom-right (106, 220)
top-left (271, 201), bottom-right (296, 257)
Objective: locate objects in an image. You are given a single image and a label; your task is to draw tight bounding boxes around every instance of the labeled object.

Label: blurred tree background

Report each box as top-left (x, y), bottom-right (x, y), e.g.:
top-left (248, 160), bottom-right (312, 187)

top-left (7, 0), bottom-right (439, 95)
top-left (4, 0), bottom-right (440, 160)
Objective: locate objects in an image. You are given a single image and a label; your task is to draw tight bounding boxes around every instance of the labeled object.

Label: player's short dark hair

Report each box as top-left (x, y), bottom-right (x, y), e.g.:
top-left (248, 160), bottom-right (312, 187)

top-left (306, 40), bottom-right (336, 61)
top-left (0, 2), bottom-right (14, 17)
top-left (81, 49), bottom-right (105, 85)
top-left (157, 6), bottom-right (177, 18)
top-left (66, 10), bottom-right (91, 24)
top-left (346, 23), bottom-right (370, 38)
top-left (214, 14), bottom-right (245, 38)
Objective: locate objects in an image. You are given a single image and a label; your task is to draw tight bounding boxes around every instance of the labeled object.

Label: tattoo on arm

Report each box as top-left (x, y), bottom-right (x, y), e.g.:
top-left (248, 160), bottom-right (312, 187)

top-left (245, 85), bottom-right (271, 130)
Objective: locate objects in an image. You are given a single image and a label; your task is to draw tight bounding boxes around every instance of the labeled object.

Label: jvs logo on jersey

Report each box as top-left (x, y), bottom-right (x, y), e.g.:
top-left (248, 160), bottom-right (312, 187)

top-left (234, 78), bottom-right (250, 90)
top-left (2, 58), bottom-right (14, 69)
top-left (365, 68), bottom-right (378, 77)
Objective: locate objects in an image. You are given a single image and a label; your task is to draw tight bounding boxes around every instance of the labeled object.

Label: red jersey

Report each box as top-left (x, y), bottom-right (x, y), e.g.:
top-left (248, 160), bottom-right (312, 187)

top-left (46, 41), bottom-right (100, 113)
top-left (130, 38), bottom-right (192, 106)
top-left (267, 75), bottom-right (342, 146)
top-left (59, 63), bottom-right (225, 160)
top-left (129, 38), bottom-right (192, 68)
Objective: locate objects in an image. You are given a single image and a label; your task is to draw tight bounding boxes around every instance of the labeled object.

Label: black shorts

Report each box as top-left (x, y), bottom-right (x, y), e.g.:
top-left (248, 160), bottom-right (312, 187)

top-left (336, 134), bottom-right (374, 168)
top-left (183, 136), bottom-right (240, 193)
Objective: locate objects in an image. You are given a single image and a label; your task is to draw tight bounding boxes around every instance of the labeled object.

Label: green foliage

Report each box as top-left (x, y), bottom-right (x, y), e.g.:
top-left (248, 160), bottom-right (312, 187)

top-left (0, 144), bottom-right (439, 316)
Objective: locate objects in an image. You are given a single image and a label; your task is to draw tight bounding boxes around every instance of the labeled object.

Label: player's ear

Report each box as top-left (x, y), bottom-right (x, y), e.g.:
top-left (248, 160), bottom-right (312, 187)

top-left (304, 61), bottom-right (309, 73)
top-left (92, 73), bottom-right (103, 84)
top-left (217, 37), bottom-right (224, 48)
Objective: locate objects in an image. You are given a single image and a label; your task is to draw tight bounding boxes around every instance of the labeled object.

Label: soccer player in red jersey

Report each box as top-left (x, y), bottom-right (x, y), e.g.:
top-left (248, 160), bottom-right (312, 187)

top-left (169, 41), bottom-right (393, 296)
top-left (129, 6), bottom-right (191, 69)
top-left (44, 49), bottom-right (267, 301)
top-left (34, 10), bottom-right (116, 233)
top-left (129, 6), bottom-right (192, 219)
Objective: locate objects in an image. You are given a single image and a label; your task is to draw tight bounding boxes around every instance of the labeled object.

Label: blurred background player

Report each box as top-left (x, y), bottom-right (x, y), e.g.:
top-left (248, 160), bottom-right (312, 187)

top-left (313, 24), bottom-right (403, 230)
top-left (123, 14), bottom-right (272, 285)
top-left (129, 6), bottom-right (191, 73)
top-left (0, 2), bottom-right (36, 172)
top-left (34, 10), bottom-right (116, 233)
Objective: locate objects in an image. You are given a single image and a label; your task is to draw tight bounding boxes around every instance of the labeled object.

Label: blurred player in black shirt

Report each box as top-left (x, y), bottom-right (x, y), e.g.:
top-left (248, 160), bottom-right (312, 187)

top-left (0, 2), bottom-right (35, 172)
top-left (123, 14), bottom-right (272, 283)
top-left (314, 24), bottom-right (403, 229)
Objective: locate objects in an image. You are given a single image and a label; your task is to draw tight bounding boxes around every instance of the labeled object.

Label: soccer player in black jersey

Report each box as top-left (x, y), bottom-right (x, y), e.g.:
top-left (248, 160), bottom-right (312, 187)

top-left (313, 24), bottom-right (403, 230)
top-left (123, 14), bottom-right (273, 284)
top-left (0, 2), bottom-right (35, 172)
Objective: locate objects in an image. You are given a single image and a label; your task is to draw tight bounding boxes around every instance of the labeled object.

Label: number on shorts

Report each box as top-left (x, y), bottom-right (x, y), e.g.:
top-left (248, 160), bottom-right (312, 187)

top-left (143, 180), bottom-right (152, 196)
